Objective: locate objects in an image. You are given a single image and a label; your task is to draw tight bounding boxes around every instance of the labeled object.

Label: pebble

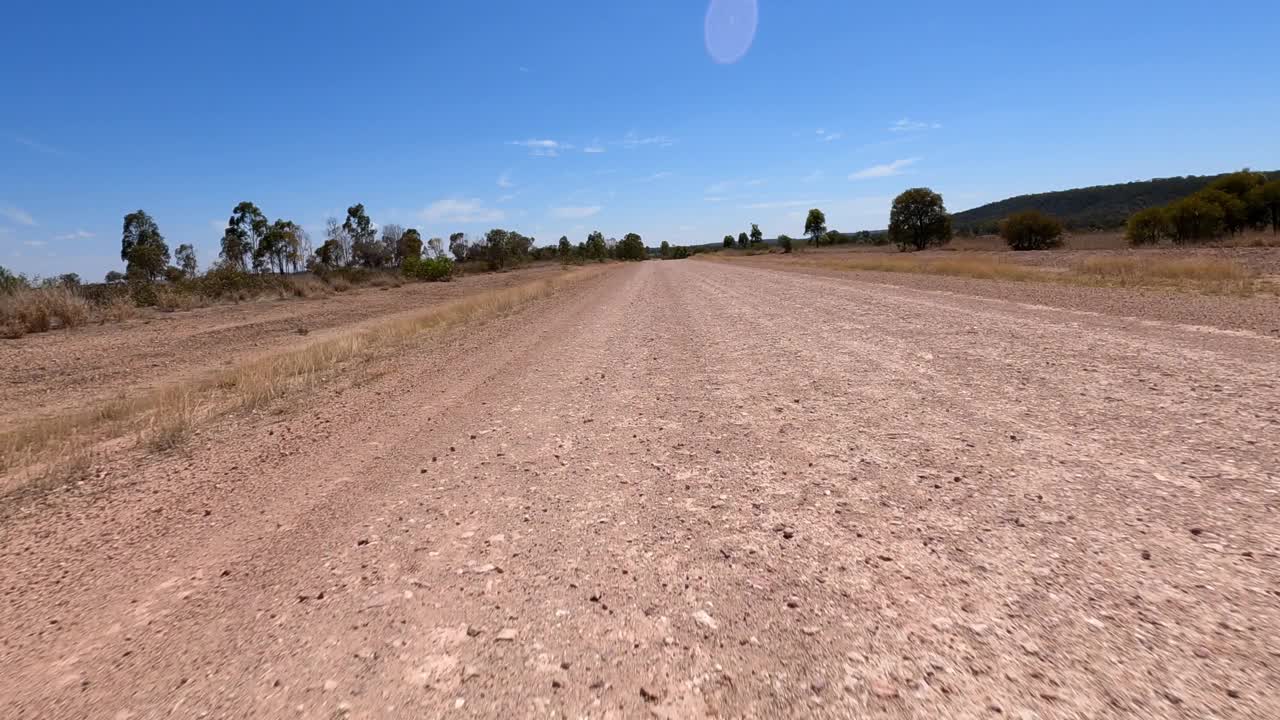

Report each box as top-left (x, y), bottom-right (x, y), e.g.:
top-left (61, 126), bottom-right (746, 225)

top-left (496, 628), bottom-right (518, 641)
top-left (323, 680), bottom-right (338, 692)
top-left (801, 626), bottom-right (820, 636)
top-left (463, 665), bottom-right (479, 681)
top-left (932, 617), bottom-right (953, 631)
top-left (692, 610), bottom-right (719, 630)
top-left (870, 678), bottom-right (898, 698)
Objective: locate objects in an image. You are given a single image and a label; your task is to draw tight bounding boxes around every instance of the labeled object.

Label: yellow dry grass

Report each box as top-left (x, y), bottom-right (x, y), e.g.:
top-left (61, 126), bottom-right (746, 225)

top-left (712, 251), bottom-right (1265, 296)
top-left (1, 266), bottom-right (609, 493)
top-left (0, 286), bottom-right (91, 337)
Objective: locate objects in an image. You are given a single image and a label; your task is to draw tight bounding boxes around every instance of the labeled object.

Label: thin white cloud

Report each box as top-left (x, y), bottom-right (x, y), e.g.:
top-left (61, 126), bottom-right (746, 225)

top-left (739, 199), bottom-right (817, 209)
top-left (519, 66), bottom-right (530, 73)
top-left (54, 229), bottom-right (94, 241)
top-left (889, 118), bottom-right (942, 132)
top-left (850, 157), bottom-right (920, 180)
top-left (23, 240), bottom-right (46, 247)
top-left (622, 132), bottom-right (675, 149)
top-left (745, 178), bottom-right (766, 186)
top-left (583, 139), bottom-right (606, 154)
top-left (551, 206), bottom-right (602, 219)
top-left (640, 171), bottom-right (673, 182)
top-left (704, 196), bottom-right (724, 203)
top-left (508, 139), bottom-right (571, 157)
top-left (1, 205), bottom-right (36, 226)
top-left (815, 129), bottom-right (842, 142)
top-left (497, 170), bottom-right (514, 188)
top-left (706, 180), bottom-right (732, 195)
top-left (497, 193), bottom-right (518, 203)
top-left (802, 170), bottom-right (825, 183)
top-left (420, 198), bottom-right (505, 224)
top-left (14, 136), bottom-right (65, 156)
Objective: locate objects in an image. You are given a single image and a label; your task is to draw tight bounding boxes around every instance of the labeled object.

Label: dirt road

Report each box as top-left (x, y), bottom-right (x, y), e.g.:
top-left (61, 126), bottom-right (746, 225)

top-left (2, 261), bottom-right (1277, 719)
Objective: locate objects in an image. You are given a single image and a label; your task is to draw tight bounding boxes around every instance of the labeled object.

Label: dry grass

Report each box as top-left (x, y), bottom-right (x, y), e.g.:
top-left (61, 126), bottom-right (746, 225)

top-left (154, 286), bottom-right (210, 312)
top-left (284, 276), bottom-right (330, 298)
top-left (1071, 256), bottom-right (1257, 294)
top-left (0, 287), bottom-right (91, 338)
top-left (717, 250), bottom-right (1267, 296)
top-left (0, 266), bottom-right (608, 493)
top-left (326, 276), bottom-right (353, 292)
top-left (96, 295), bottom-right (141, 322)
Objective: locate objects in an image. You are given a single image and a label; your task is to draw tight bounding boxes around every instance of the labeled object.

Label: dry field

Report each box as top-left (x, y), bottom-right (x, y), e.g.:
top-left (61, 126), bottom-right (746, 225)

top-left (1, 260), bottom-right (1277, 719)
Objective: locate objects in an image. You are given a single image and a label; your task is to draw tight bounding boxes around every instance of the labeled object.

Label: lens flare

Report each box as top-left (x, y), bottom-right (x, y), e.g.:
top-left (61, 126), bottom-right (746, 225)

top-left (704, 0), bottom-right (758, 65)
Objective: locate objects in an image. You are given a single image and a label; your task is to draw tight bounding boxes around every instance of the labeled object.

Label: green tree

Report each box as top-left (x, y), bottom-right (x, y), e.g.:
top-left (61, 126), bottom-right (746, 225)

top-left (121, 210), bottom-right (170, 280)
top-left (1253, 180), bottom-right (1280, 233)
top-left (585, 231), bottom-right (607, 260)
top-left (778, 234), bottom-right (793, 253)
top-left (822, 230), bottom-right (842, 246)
top-left (737, 232), bottom-right (748, 248)
top-left (723, 235), bottom-right (734, 249)
top-left (617, 233), bottom-right (646, 261)
top-left (1166, 195), bottom-right (1224, 244)
top-left (750, 223), bottom-right (763, 244)
top-left (449, 232), bottom-right (469, 262)
top-left (558, 236), bottom-right (572, 258)
top-left (888, 188), bottom-right (952, 251)
top-left (344, 204), bottom-right (379, 267)
top-left (659, 240), bottom-right (671, 258)
top-left (104, 270), bottom-right (126, 284)
top-left (396, 228), bottom-right (423, 264)
top-left (804, 208), bottom-right (827, 247)
top-left (1126, 207), bottom-right (1170, 246)
top-left (175, 244), bottom-right (198, 276)
top-left (221, 202), bottom-right (266, 271)
top-left (259, 220), bottom-right (303, 274)
top-left (1196, 189), bottom-right (1248, 235)
top-left (999, 210), bottom-right (1064, 251)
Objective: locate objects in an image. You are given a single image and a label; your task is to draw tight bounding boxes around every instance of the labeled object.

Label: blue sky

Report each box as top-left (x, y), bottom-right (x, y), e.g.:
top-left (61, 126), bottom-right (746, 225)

top-left (2, 0), bottom-right (1277, 279)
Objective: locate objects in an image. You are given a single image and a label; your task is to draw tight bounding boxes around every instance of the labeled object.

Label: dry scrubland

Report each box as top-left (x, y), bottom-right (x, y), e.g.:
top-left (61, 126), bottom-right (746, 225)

top-left (0, 264), bottom-right (584, 493)
top-left (1, 260), bottom-right (1277, 719)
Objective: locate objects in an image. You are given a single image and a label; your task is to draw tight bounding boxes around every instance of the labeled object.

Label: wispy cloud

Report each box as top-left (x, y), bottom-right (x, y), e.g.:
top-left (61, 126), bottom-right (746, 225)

top-left (497, 170), bottom-right (514, 188)
top-left (802, 170), bottom-right (825, 183)
top-left (23, 240), bottom-right (46, 247)
top-left (640, 171), bottom-right (673, 182)
top-left (14, 135), bottom-right (65, 156)
top-left (583, 139), bottom-right (606, 154)
top-left (508, 139), bottom-right (571, 157)
top-left (739, 199), bottom-right (817, 209)
top-left (497, 193), bottom-right (519, 203)
top-left (704, 196), bottom-right (724, 203)
top-left (815, 129), bottom-right (842, 142)
top-left (420, 198), bottom-right (505, 224)
top-left (550, 205), bottom-right (602, 219)
top-left (850, 157), bottom-right (919, 180)
top-left (54, 229), bottom-right (94, 241)
top-left (621, 132), bottom-right (675, 149)
top-left (519, 66), bottom-right (530, 73)
top-left (889, 118), bottom-right (942, 132)
top-left (1, 205), bottom-right (36, 226)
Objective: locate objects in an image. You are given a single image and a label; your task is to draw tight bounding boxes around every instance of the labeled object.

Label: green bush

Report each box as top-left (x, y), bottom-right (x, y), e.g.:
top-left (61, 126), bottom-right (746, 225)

top-left (402, 256), bottom-right (454, 281)
top-left (1167, 195), bottom-right (1224, 245)
top-left (1126, 207), bottom-right (1170, 246)
top-left (999, 210), bottom-right (1064, 250)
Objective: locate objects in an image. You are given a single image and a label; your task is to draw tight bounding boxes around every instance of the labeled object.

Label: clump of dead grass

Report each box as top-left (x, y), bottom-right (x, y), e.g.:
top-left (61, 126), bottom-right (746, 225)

top-left (0, 286), bottom-right (91, 338)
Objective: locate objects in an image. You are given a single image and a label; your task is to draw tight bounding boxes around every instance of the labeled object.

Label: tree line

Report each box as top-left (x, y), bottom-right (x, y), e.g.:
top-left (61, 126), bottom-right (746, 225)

top-left (1126, 170), bottom-right (1280, 245)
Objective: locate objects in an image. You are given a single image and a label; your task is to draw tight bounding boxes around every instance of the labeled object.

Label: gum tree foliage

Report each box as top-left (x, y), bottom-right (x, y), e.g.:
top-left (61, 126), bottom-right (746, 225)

top-left (427, 235), bottom-right (445, 259)
top-left (121, 209), bottom-right (170, 280)
top-left (395, 228), bottom-right (423, 264)
top-left (804, 208), bottom-right (827, 247)
top-left (1255, 180), bottom-right (1280, 233)
top-left (750, 223), bottom-right (763, 244)
top-left (558, 236), bottom-right (572, 258)
top-left (175, 244), bottom-right (198, 276)
top-left (343, 204), bottom-right (380, 267)
top-left (778, 234), bottom-right (793, 253)
top-left (258, 220), bottom-right (304, 275)
top-left (737, 232), bottom-right (748, 248)
top-left (104, 270), bottom-right (126, 284)
top-left (315, 217), bottom-right (351, 268)
top-left (999, 210), bottom-right (1064, 251)
top-left (221, 202), bottom-right (267, 271)
top-left (616, 233), bottom-right (646, 261)
top-left (1166, 195), bottom-right (1224, 244)
top-left (1126, 207), bottom-right (1170, 246)
top-left (585, 231), bottom-right (607, 260)
top-left (449, 232), bottom-right (468, 262)
top-left (888, 188), bottom-right (952, 251)
top-left (723, 235), bottom-right (734, 248)
top-left (660, 240), bottom-right (671, 258)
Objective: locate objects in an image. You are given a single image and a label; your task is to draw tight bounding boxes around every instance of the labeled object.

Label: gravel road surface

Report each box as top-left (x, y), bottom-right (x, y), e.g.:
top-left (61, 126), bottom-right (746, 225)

top-left (2, 261), bottom-right (1277, 719)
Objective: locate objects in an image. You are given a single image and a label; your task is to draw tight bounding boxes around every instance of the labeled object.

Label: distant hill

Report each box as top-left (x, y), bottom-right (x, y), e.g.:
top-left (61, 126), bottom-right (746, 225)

top-left (951, 170), bottom-right (1277, 234)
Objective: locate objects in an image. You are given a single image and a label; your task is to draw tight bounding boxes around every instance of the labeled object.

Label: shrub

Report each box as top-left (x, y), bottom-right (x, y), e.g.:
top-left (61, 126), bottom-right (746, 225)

top-left (778, 234), bottom-right (793, 253)
top-left (999, 211), bottom-right (1064, 250)
top-left (402, 256), bottom-right (455, 281)
top-left (1126, 207), bottom-right (1171, 246)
